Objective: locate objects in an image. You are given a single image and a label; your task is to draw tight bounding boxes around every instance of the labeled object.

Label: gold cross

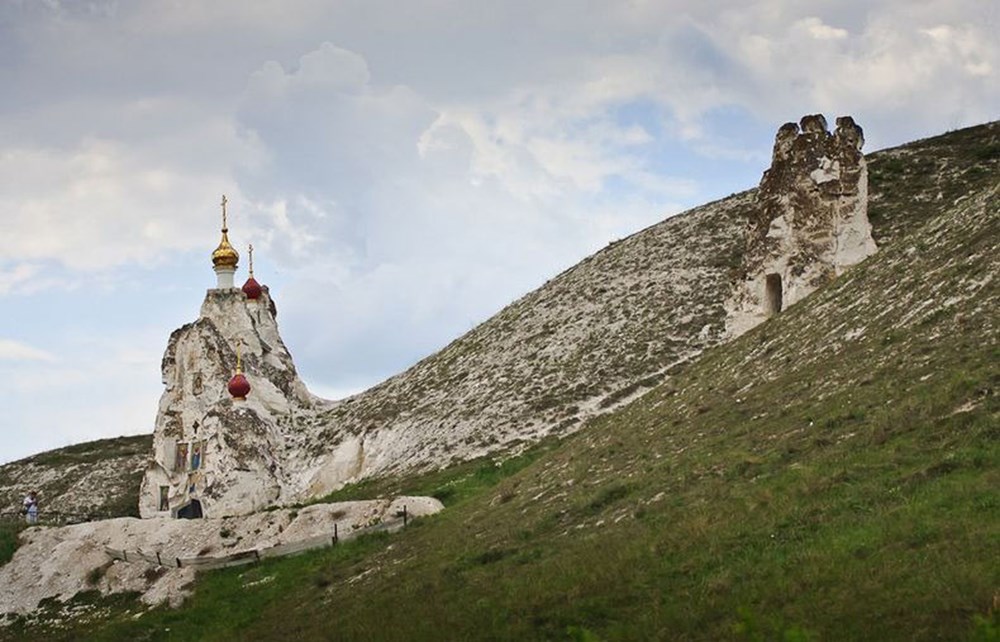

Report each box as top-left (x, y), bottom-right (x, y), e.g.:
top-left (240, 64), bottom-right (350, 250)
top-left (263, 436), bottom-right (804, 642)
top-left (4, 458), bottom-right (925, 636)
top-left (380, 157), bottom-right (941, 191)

top-left (221, 195), bottom-right (228, 230)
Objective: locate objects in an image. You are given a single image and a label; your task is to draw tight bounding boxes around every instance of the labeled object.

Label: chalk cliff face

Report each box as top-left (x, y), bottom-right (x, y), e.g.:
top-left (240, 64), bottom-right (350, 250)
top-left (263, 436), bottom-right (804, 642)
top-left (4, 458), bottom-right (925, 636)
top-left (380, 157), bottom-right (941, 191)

top-left (138, 287), bottom-right (330, 518)
top-left (726, 115), bottom-right (877, 337)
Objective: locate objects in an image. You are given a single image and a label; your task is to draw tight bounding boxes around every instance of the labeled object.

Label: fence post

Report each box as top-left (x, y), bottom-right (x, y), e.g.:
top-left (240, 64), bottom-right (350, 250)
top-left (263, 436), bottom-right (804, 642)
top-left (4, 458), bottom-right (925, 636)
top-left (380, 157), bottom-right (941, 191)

top-left (403, 505), bottom-right (408, 527)
top-left (123, 550), bottom-right (128, 563)
top-left (333, 523), bottom-right (338, 545)
top-left (156, 552), bottom-right (162, 567)
top-left (176, 557), bottom-right (181, 568)
top-left (254, 550), bottom-right (260, 563)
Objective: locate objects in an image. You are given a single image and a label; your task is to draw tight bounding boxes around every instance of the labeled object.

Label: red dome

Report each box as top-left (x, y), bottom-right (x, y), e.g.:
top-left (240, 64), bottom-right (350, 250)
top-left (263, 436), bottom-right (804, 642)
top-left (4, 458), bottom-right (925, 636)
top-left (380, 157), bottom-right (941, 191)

top-left (228, 373), bottom-right (250, 400)
top-left (242, 276), bottom-right (262, 300)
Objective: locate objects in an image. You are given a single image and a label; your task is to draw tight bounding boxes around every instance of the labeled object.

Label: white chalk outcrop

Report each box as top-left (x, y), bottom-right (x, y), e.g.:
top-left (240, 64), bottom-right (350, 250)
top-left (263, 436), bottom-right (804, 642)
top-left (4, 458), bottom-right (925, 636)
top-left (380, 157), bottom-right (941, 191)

top-left (138, 286), bottom-right (334, 518)
top-left (726, 115), bottom-right (877, 337)
top-left (0, 497), bottom-right (442, 616)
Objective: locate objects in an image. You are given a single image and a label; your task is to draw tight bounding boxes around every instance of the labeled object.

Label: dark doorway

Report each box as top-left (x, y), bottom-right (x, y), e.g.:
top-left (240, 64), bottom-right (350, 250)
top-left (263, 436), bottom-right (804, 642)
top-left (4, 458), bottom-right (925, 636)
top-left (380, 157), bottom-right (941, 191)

top-left (177, 500), bottom-right (203, 519)
top-left (765, 274), bottom-right (783, 316)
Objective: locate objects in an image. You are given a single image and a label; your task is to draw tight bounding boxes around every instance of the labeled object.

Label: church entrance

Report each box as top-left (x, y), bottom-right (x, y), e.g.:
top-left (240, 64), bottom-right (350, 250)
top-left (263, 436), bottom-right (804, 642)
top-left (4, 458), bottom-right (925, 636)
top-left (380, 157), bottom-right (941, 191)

top-left (176, 499), bottom-right (203, 519)
top-left (765, 273), bottom-right (783, 316)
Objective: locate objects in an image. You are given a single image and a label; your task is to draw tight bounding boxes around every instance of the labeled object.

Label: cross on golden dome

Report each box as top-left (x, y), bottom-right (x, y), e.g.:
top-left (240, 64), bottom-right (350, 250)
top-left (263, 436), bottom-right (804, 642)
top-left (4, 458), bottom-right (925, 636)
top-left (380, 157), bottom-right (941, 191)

top-left (211, 194), bottom-right (239, 269)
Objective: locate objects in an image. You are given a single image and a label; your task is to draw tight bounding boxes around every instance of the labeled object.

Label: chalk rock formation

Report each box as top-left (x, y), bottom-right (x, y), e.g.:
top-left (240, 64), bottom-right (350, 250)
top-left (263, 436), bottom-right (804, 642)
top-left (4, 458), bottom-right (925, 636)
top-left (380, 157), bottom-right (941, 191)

top-left (138, 286), bottom-right (330, 518)
top-left (726, 115), bottom-right (877, 336)
top-left (0, 498), bottom-right (442, 615)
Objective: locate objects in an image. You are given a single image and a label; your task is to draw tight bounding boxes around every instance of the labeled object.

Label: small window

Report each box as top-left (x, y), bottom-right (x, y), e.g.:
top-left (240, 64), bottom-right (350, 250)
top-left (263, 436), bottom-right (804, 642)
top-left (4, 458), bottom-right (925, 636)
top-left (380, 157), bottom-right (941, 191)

top-left (159, 486), bottom-right (169, 512)
top-left (765, 273), bottom-right (783, 317)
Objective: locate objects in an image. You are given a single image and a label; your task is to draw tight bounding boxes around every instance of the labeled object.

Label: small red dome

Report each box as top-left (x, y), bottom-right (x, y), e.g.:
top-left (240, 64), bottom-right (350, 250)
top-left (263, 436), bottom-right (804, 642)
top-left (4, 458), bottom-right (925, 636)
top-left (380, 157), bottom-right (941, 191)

top-left (242, 276), bottom-right (262, 300)
top-left (228, 373), bottom-right (250, 400)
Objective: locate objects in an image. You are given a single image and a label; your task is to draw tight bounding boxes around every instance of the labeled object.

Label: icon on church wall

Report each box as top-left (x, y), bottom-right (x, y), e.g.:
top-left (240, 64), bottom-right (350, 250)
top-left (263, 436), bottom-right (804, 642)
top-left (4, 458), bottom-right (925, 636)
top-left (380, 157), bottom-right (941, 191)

top-left (175, 443), bottom-right (189, 471)
top-left (159, 486), bottom-right (169, 511)
top-left (191, 442), bottom-right (202, 470)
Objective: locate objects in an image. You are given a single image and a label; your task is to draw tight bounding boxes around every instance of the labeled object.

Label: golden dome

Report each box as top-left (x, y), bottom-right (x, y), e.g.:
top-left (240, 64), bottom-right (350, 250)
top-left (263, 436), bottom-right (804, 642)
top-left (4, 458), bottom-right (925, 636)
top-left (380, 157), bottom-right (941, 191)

top-left (212, 231), bottom-right (239, 268)
top-left (211, 195), bottom-right (239, 269)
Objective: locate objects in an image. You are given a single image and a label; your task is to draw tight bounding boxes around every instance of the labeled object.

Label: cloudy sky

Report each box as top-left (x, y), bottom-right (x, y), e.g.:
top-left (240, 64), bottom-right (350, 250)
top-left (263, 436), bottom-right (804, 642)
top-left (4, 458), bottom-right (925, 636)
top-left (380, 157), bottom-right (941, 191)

top-left (1, 0), bottom-right (996, 464)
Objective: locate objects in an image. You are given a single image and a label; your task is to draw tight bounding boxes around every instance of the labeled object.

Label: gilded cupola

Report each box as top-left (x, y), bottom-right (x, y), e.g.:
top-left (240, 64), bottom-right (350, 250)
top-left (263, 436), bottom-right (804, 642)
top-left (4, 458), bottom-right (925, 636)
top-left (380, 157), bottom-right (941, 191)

top-left (211, 195), bottom-right (239, 269)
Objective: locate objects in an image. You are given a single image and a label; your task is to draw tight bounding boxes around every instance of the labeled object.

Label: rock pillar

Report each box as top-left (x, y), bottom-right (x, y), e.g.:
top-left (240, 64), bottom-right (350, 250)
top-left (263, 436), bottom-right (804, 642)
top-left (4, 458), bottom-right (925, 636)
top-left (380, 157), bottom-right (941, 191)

top-left (726, 114), bottom-right (877, 337)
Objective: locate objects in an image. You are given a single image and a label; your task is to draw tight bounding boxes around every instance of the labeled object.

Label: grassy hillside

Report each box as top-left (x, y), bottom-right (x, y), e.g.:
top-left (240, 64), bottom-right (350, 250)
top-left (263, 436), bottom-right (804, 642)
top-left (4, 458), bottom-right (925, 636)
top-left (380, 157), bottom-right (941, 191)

top-left (0, 435), bottom-right (150, 520)
top-left (5, 122), bottom-right (998, 641)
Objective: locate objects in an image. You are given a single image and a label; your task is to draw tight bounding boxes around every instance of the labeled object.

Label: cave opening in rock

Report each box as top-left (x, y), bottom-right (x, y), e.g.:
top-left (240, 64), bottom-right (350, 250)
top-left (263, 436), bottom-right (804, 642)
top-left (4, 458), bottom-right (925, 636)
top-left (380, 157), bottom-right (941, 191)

top-left (176, 499), bottom-right (203, 519)
top-left (765, 273), bottom-right (783, 316)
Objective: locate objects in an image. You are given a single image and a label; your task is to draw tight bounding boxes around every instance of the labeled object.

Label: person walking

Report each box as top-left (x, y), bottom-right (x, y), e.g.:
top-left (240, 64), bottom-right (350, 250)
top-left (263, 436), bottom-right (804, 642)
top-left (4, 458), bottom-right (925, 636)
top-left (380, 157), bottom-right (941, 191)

top-left (22, 491), bottom-right (39, 524)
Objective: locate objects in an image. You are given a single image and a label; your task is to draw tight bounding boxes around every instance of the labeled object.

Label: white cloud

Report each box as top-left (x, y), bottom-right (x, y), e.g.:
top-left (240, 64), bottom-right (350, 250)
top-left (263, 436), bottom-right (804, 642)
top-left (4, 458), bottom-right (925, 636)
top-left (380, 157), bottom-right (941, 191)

top-left (800, 17), bottom-right (850, 41)
top-left (0, 264), bottom-right (40, 295)
top-left (0, 116), bottom-right (264, 273)
top-left (0, 339), bottom-right (56, 362)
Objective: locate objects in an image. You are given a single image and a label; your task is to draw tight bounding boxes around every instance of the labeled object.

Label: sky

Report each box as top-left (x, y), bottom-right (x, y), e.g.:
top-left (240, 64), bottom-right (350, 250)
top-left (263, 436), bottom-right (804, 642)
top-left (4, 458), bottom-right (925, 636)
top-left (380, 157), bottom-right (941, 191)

top-left (1, 0), bottom-right (997, 464)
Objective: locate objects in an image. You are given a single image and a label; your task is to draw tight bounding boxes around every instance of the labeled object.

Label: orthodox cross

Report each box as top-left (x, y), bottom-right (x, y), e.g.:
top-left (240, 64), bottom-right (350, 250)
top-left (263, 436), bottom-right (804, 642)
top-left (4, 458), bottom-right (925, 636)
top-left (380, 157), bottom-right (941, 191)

top-left (221, 194), bottom-right (229, 231)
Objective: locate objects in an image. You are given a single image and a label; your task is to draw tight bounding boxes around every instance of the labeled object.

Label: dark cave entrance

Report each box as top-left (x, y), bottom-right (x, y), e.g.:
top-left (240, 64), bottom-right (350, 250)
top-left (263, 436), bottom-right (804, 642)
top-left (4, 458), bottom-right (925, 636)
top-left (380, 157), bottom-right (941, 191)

top-left (176, 499), bottom-right (203, 519)
top-left (765, 273), bottom-right (783, 317)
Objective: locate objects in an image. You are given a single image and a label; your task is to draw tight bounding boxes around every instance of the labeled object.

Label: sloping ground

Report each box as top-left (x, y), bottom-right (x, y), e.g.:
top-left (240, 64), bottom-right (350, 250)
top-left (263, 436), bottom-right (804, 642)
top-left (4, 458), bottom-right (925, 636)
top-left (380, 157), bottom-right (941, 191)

top-left (0, 435), bottom-right (150, 520)
top-left (306, 122), bottom-right (1000, 483)
top-left (31, 122), bottom-right (997, 641)
top-left (309, 191), bottom-right (751, 475)
top-left (867, 121), bottom-right (1000, 247)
